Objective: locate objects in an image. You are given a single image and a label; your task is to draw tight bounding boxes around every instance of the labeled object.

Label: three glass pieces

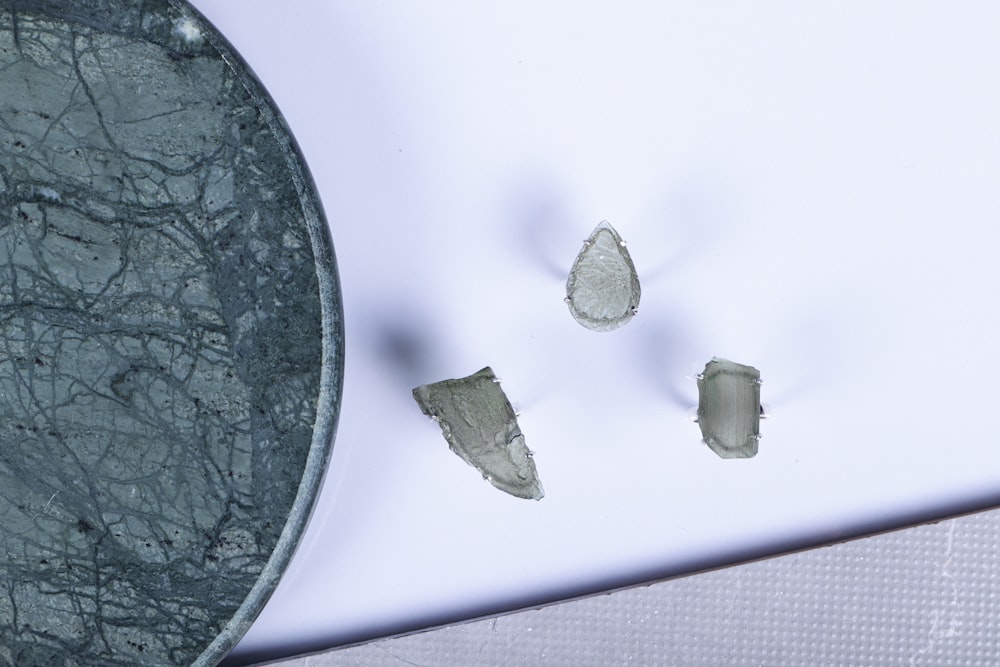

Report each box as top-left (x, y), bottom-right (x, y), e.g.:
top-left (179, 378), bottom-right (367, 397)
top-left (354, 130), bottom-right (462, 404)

top-left (412, 220), bottom-right (764, 498)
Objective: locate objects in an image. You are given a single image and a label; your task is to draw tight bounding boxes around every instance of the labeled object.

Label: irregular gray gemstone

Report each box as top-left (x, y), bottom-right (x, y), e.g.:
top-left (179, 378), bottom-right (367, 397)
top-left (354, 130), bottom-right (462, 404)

top-left (0, 3), bottom-right (344, 666)
top-left (413, 368), bottom-right (544, 500)
top-left (696, 358), bottom-right (762, 459)
top-left (565, 221), bottom-right (641, 332)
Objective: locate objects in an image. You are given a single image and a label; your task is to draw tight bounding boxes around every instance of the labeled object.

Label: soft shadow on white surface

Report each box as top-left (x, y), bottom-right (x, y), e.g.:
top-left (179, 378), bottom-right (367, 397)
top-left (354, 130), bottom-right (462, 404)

top-left (188, 1), bottom-right (1000, 663)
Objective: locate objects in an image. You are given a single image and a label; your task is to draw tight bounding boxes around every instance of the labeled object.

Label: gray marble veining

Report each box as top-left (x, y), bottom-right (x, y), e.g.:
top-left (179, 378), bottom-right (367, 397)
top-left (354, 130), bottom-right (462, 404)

top-left (0, 2), bottom-right (343, 665)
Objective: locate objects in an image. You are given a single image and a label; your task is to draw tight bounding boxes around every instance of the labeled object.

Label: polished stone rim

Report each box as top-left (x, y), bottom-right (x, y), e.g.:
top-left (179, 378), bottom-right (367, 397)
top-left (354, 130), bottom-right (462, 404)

top-left (177, 2), bottom-right (345, 664)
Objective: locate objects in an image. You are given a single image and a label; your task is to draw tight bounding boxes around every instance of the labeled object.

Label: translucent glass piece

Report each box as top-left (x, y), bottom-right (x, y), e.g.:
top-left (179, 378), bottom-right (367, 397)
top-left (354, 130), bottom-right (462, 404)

top-left (696, 358), bottom-right (762, 459)
top-left (413, 368), bottom-right (544, 500)
top-left (565, 221), bottom-right (641, 332)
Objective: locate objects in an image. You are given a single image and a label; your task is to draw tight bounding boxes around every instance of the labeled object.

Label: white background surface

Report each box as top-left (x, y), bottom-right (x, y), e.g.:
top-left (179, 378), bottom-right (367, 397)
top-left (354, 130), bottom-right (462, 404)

top-left (187, 1), bottom-right (1000, 662)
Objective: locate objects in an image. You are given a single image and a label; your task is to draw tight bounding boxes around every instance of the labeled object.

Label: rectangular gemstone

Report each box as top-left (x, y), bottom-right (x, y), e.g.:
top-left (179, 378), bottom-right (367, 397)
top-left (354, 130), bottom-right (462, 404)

top-left (696, 358), bottom-right (761, 459)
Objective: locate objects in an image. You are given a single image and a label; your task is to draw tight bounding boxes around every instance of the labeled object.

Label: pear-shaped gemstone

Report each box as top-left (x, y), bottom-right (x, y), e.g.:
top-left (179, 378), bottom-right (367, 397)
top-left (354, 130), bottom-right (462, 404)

top-left (565, 221), bottom-right (640, 332)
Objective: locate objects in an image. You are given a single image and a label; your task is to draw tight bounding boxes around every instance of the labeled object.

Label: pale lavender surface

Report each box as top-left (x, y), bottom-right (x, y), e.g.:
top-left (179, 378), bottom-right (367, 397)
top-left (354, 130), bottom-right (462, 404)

top-left (188, 1), bottom-right (1000, 662)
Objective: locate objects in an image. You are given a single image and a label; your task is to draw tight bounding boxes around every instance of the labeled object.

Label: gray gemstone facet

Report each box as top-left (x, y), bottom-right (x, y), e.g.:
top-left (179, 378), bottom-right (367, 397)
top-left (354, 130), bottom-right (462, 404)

top-left (413, 368), bottom-right (544, 500)
top-left (565, 221), bottom-right (641, 332)
top-left (696, 358), bottom-right (762, 459)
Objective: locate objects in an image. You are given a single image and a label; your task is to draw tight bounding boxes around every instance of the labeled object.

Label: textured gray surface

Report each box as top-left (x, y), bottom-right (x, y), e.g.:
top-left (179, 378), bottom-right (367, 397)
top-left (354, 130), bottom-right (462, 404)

top-left (268, 508), bottom-right (1000, 666)
top-left (0, 2), bottom-right (342, 665)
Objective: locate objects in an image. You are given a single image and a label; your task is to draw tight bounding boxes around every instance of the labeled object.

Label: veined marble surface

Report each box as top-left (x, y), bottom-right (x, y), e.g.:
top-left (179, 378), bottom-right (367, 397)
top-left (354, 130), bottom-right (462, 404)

top-left (0, 2), bottom-right (342, 665)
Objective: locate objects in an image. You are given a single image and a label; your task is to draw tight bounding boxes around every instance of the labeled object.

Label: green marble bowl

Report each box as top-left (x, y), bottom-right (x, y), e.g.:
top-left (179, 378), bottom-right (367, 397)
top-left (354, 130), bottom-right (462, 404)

top-left (0, 2), bottom-right (344, 665)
